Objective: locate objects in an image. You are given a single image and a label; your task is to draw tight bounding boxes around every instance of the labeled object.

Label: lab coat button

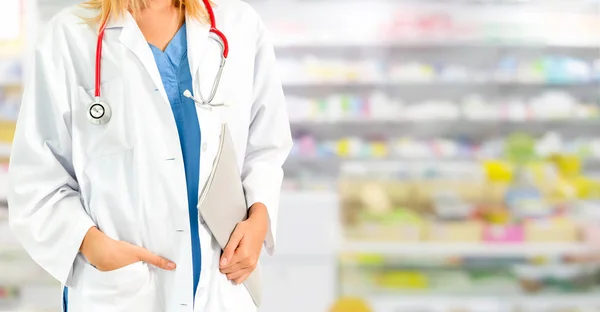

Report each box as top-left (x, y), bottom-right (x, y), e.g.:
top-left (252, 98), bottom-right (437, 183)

top-left (202, 142), bottom-right (208, 152)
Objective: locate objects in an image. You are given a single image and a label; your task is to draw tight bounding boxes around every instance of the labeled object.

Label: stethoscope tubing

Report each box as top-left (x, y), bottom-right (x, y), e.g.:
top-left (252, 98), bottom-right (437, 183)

top-left (94, 0), bottom-right (229, 105)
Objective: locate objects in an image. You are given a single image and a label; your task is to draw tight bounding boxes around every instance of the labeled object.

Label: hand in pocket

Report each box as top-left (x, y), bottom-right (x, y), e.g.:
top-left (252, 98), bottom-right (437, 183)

top-left (80, 226), bottom-right (176, 272)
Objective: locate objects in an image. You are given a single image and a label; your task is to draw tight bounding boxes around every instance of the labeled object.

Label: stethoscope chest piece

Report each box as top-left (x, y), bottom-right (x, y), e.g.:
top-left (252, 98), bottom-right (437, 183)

top-left (87, 100), bottom-right (112, 125)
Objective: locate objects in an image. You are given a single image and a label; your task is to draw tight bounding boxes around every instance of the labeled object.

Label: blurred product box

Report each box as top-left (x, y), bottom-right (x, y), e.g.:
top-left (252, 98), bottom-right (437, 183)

top-left (524, 218), bottom-right (579, 242)
top-left (424, 221), bottom-right (483, 242)
top-left (0, 120), bottom-right (15, 144)
top-left (580, 223), bottom-right (600, 246)
top-left (514, 264), bottom-right (598, 294)
top-left (482, 225), bottom-right (525, 243)
top-left (0, 285), bottom-right (19, 311)
top-left (345, 223), bottom-right (423, 242)
top-left (375, 270), bottom-right (429, 290)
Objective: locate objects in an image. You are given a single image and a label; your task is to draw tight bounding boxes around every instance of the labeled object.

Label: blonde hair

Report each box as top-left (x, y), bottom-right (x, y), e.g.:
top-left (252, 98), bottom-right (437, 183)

top-left (81, 0), bottom-right (210, 27)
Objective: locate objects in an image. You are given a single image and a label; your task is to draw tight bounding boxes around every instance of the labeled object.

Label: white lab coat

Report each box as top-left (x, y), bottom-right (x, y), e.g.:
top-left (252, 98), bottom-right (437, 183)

top-left (7, 0), bottom-right (292, 311)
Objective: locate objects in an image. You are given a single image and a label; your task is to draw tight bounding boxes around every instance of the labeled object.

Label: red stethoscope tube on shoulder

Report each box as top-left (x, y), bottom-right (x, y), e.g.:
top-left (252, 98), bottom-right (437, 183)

top-left (89, 0), bottom-right (229, 125)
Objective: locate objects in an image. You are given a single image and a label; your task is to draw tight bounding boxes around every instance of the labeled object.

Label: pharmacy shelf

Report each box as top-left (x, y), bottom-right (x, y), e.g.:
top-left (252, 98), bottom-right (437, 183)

top-left (284, 158), bottom-right (477, 172)
top-left (283, 80), bottom-right (600, 88)
top-left (274, 40), bottom-right (600, 50)
top-left (287, 157), bottom-right (600, 164)
top-left (6, 283), bottom-right (62, 312)
top-left (290, 119), bottom-right (600, 138)
top-left (367, 294), bottom-right (600, 309)
top-left (291, 119), bottom-right (600, 126)
top-left (285, 158), bottom-right (600, 175)
top-left (7, 309), bottom-right (60, 312)
top-left (340, 242), bottom-right (593, 257)
top-left (287, 157), bottom-right (600, 163)
top-left (285, 157), bottom-right (600, 179)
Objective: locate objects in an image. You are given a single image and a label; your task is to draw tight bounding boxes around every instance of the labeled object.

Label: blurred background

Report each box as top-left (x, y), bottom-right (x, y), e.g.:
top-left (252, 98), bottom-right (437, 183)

top-left (2, 0), bottom-right (600, 311)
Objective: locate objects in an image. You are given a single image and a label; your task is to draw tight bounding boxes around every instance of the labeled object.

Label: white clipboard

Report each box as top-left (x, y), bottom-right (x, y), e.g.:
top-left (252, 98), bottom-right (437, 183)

top-left (197, 124), bottom-right (262, 307)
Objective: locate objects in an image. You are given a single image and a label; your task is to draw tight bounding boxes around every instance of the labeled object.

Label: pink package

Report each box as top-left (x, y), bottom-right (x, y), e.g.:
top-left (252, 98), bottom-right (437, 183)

top-left (298, 136), bottom-right (316, 157)
top-left (581, 223), bottom-right (600, 246)
top-left (483, 225), bottom-right (524, 243)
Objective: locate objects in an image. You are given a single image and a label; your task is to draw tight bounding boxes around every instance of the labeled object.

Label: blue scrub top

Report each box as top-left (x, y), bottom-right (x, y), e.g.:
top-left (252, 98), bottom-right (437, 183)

top-left (149, 23), bottom-right (202, 300)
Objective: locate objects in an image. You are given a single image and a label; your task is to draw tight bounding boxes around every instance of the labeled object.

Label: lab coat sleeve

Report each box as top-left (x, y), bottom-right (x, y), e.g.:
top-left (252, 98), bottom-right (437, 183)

top-left (242, 17), bottom-right (293, 256)
top-left (7, 32), bottom-right (96, 286)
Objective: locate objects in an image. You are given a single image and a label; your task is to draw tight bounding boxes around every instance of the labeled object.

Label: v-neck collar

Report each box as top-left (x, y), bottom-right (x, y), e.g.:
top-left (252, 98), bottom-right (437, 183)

top-left (149, 23), bottom-right (187, 68)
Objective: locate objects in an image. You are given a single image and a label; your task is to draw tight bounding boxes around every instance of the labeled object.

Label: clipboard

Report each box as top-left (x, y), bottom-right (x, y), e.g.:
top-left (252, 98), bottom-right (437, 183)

top-left (197, 124), bottom-right (262, 307)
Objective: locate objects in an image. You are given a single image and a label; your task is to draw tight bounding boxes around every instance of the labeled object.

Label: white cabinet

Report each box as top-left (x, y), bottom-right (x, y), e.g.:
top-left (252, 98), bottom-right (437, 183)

top-left (260, 191), bottom-right (339, 312)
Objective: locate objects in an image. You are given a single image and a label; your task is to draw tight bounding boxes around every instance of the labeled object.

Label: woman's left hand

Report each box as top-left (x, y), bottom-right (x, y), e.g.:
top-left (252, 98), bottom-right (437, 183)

top-left (219, 203), bottom-right (269, 284)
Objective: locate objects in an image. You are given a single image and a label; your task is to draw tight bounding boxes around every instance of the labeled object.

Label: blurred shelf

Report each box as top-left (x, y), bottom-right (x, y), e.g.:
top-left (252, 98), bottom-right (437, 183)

top-left (283, 80), bottom-right (600, 88)
top-left (291, 119), bottom-right (600, 126)
top-left (290, 119), bottom-right (600, 138)
top-left (5, 283), bottom-right (62, 312)
top-left (340, 242), bottom-right (592, 257)
top-left (285, 158), bottom-right (476, 169)
top-left (284, 158), bottom-right (600, 178)
top-left (0, 258), bottom-right (57, 286)
top-left (274, 40), bottom-right (600, 49)
top-left (366, 294), bottom-right (600, 309)
top-left (5, 308), bottom-right (61, 312)
top-left (287, 157), bottom-right (600, 166)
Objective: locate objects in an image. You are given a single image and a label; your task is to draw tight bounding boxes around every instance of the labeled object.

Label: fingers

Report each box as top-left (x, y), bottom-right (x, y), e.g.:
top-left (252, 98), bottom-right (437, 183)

top-left (221, 246), bottom-right (258, 281)
top-left (226, 268), bottom-right (249, 281)
top-left (222, 242), bottom-right (257, 268)
top-left (134, 246), bottom-right (176, 270)
top-left (221, 226), bottom-right (244, 267)
top-left (220, 261), bottom-right (246, 274)
top-left (232, 270), bottom-right (252, 285)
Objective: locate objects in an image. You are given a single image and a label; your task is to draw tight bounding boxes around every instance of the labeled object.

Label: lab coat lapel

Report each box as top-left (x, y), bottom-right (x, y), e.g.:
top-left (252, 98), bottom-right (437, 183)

top-left (185, 16), bottom-right (210, 90)
top-left (117, 13), bottom-right (169, 105)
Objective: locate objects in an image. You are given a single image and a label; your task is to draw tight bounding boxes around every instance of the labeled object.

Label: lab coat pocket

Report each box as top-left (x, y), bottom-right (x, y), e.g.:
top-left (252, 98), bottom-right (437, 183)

top-left (73, 79), bottom-right (132, 160)
top-left (84, 261), bottom-right (148, 287)
top-left (79, 260), bottom-right (155, 312)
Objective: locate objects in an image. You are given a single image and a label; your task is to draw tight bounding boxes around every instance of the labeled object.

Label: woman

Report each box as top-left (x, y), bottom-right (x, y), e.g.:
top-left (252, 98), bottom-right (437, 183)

top-left (7, 0), bottom-right (292, 311)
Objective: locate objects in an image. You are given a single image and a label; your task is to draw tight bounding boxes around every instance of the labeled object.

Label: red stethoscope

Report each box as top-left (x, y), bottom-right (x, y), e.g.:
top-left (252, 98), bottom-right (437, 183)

top-left (88, 0), bottom-right (229, 125)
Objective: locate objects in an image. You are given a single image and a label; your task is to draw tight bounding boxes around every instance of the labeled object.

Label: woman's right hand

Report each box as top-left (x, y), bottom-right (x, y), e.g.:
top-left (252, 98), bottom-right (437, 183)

top-left (80, 227), bottom-right (176, 272)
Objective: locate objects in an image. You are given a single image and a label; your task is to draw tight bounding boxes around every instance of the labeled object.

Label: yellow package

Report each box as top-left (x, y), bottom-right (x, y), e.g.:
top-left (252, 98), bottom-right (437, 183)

top-left (377, 271), bottom-right (428, 289)
top-left (550, 155), bottom-right (581, 177)
top-left (483, 160), bottom-right (513, 183)
top-left (370, 141), bottom-right (388, 158)
top-left (330, 297), bottom-right (372, 312)
top-left (0, 120), bottom-right (16, 143)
